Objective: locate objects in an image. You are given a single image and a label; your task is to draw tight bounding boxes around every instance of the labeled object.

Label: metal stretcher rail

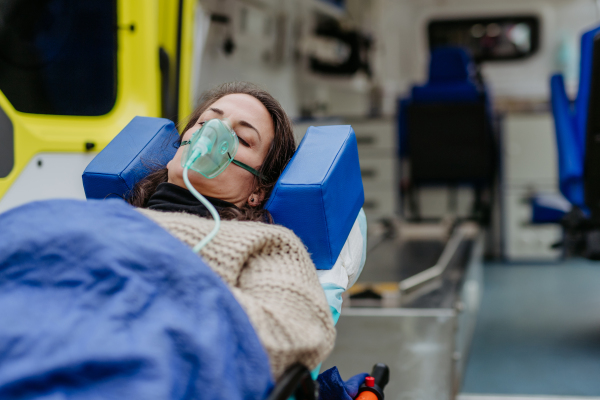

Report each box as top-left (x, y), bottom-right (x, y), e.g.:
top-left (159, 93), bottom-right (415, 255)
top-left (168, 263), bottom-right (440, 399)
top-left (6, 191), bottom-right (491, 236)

top-left (399, 227), bottom-right (465, 292)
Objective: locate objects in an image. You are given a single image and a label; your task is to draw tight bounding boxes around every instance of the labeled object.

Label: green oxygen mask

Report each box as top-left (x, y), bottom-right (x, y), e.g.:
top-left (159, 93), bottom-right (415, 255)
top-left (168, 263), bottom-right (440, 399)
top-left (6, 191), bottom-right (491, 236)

top-left (178, 118), bottom-right (262, 252)
top-left (180, 118), bottom-right (263, 179)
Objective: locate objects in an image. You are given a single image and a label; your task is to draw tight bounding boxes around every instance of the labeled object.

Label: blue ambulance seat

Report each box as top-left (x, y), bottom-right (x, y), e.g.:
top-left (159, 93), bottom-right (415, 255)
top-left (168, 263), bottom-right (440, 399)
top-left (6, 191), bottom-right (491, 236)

top-left (399, 47), bottom-right (483, 157)
top-left (531, 24), bottom-right (600, 223)
top-left (397, 46), bottom-right (491, 160)
top-left (549, 24), bottom-right (600, 208)
top-left (397, 46), bottom-right (493, 188)
top-left (397, 46), bottom-right (494, 220)
top-left (83, 117), bottom-right (364, 271)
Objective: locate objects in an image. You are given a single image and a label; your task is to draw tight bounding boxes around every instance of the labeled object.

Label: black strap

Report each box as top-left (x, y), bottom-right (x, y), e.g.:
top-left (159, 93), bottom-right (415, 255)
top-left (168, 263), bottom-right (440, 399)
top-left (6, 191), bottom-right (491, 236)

top-left (231, 159), bottom-right (265, 180)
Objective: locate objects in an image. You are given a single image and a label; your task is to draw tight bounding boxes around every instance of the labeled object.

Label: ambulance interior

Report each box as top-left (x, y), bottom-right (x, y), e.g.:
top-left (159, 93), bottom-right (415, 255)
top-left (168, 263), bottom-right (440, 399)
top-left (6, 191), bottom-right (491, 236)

top-left (1, 0), bottom-right (600, 399)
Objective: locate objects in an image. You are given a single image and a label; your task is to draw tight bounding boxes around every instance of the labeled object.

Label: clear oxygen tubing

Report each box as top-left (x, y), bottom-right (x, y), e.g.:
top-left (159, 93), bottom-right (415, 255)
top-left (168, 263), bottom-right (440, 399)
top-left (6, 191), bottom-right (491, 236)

top-left (183, 147), bottom-right (221, 253)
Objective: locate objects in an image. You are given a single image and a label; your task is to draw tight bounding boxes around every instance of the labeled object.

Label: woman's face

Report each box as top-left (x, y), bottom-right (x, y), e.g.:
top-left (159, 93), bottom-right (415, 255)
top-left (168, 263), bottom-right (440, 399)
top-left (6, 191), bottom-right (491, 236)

top-left (167, 93), bottom-right (275, 207)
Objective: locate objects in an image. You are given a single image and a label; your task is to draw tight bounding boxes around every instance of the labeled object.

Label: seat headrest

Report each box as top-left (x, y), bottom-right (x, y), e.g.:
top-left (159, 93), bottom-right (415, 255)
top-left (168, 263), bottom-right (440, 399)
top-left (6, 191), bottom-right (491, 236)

top-left (265, 125), bottom-right (364, 270)
top-left (429, 46), bottom-right (474, 83)
top-left (82, 118), bottom-right (364, 271)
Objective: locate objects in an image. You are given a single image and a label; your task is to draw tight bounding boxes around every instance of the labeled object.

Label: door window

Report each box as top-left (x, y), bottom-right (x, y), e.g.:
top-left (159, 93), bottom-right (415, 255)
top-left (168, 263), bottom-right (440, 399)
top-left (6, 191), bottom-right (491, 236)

top-left (0, 0), bottom-right (117, 115)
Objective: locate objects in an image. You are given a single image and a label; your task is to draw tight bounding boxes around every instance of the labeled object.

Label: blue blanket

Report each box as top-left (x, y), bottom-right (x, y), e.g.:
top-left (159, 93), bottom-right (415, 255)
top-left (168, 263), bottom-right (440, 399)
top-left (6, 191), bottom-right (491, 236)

top-left (0, 199), bottom-right (273, 400)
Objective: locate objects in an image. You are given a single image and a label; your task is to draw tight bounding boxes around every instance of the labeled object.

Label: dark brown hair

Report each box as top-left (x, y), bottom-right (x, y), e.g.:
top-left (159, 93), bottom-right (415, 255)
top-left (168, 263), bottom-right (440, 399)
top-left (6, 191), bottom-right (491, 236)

top-left (127, 82), bottom-right (296, 222)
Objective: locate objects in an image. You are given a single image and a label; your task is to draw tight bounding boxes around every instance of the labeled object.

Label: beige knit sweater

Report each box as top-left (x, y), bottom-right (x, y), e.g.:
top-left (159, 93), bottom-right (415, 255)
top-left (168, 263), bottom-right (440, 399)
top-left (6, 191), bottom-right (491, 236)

top-left (137, 208), bottom-right (336, 378)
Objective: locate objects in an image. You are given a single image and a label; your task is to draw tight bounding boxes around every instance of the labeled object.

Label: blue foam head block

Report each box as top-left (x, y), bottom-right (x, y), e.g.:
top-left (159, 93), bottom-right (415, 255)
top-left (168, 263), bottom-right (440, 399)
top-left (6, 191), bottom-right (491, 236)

top-left (83, 116), bottom-right (179, 200)
top-left (265, 125), bottom-right (364, 270)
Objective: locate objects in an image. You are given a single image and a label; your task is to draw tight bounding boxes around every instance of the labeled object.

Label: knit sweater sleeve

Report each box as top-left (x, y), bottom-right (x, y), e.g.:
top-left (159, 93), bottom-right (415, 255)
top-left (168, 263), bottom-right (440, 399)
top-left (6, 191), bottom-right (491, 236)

top-left (226, 228), bottom-right (336, 378)
top-left (136, 209), bottom-right (336, 379)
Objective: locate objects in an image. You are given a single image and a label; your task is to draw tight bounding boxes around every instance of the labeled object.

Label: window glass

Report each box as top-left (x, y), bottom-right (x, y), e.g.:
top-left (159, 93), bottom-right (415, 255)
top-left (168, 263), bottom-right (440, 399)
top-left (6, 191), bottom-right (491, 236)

top-left (428, 16), bottom-right (540, 62)
top-left (0, 0), bottom-right (117, 116)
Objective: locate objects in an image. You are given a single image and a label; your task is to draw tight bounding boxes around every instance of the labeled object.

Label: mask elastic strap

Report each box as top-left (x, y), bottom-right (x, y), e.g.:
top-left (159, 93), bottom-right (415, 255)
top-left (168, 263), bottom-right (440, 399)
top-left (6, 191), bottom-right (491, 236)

top-left (231, 159), bottom-right (265, 181)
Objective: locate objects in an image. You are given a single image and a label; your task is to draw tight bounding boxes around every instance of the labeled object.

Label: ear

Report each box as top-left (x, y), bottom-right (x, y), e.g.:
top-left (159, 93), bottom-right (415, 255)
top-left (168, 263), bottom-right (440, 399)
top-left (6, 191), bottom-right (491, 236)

top-left (247, 190), bottom-right (266, 207)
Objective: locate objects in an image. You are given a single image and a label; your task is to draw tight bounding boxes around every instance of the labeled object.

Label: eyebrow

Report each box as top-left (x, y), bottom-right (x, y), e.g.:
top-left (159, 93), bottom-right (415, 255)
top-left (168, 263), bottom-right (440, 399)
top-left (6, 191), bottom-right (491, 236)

top-left (209, 107), bottom-right (262, 142)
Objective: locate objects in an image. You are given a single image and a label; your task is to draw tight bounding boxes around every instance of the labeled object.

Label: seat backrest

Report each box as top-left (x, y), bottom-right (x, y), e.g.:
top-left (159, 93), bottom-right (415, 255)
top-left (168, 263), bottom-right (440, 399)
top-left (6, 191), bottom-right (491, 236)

top-left (550, 74), bottom-right (585, 207)
top-left (550, 24), bottom-right (600, 208)
top-left (83, 117), bottom-right (364, 271)
top-left (407, 102), bottom-right (493, 183)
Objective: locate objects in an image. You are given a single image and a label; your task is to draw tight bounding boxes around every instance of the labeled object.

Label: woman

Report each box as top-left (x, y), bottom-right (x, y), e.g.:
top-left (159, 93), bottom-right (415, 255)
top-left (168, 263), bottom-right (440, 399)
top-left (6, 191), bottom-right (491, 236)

top-left (128, 82), bottom-right (335, 379)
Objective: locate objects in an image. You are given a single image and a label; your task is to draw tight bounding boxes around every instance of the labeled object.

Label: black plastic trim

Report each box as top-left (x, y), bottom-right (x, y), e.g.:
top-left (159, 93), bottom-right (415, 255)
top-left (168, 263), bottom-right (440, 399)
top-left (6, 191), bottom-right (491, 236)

top-left (173, 0), bottom-right (184, 122)
top-left (0, 105), bottom-right (14, 178)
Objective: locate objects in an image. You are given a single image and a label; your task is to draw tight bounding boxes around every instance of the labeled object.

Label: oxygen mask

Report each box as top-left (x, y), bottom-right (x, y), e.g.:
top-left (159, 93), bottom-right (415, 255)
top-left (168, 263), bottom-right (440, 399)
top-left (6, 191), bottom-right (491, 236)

top-left (181, 118), bottom-right (238, 178)
top-left (180, 118), bottom-right (263, 179)
top-left (178, 118), bottom-right (262, 252)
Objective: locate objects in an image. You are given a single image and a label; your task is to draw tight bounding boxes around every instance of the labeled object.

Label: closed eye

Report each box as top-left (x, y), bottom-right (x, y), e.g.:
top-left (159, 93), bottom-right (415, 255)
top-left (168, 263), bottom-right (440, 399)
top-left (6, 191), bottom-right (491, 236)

top-left (238, 136), bottom-right (251, 147)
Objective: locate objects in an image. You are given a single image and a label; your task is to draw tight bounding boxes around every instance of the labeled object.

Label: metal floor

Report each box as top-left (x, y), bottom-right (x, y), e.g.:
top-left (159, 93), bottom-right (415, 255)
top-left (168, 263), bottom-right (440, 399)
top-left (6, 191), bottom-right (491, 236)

top-left (460, 260), bottom-right (600, 398)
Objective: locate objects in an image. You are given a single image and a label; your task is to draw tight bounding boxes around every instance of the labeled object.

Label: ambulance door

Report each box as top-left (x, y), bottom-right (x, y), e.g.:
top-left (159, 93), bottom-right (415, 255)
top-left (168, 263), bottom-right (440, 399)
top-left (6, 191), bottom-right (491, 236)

top-left (0, 0), bottom-right (163, 211)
